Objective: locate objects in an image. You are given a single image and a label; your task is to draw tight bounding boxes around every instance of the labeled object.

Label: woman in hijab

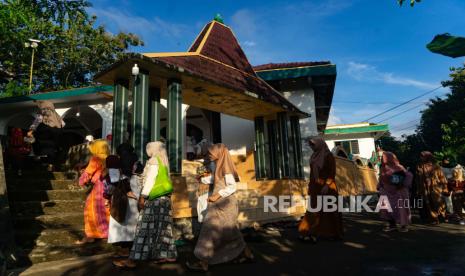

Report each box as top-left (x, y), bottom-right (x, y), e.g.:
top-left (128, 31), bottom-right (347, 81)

top-left (107, 143), bottom-right (142, 257)
top-left (7, 128), bottom-right (30, 176)
top-left (186, 143), bottom-right (254, 272)
top-left (416, 151), bottom-right (448, 225)
top-left (113, 141), bottom-right (177, 269)
top-left (76, 139), bottom-right (110, 244)
top-left (298, 137), bottom-right (343, 243)
top-left (378, 152), bottom-right (413, 232)
top-left (28, 100), bottom-right (64, 171)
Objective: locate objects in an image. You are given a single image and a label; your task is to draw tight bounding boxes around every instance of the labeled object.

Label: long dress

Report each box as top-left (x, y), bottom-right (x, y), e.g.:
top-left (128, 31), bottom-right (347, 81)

top-left (79, 156), bottom-right (110, 238)
top-left (299, 153), bottom-right (344, 239)
top-left (129, 163), bottom-right (177, 261)
top-left (108, 175), bottom-right (141, 243)
top-left (379, 171), bottom-right (413, 226)
top-left (194, 174), bottom-right (246, 265)
top-left (416, 163), bottom-right (448, 223)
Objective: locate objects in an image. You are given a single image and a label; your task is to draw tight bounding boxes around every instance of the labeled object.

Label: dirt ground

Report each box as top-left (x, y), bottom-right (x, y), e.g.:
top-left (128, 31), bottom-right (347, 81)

top-left (14, 212), bottom-right (465, 276)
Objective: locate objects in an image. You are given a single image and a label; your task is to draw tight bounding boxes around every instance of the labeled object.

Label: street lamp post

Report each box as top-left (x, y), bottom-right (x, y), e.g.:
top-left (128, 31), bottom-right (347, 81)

top-left (25, 38), bottom-right (40, 94)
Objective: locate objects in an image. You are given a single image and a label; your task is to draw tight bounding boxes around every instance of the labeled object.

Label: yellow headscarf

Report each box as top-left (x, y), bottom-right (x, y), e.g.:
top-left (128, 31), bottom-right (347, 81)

top-left (88, 139), bottom-right (110, 160)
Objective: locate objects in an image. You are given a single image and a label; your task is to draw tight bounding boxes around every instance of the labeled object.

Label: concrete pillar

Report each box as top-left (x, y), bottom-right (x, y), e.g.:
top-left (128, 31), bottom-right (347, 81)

top-left (131, 71), bottom-right (150, 161)
top-left (277, 112), bottom-right (290, 178)
top-left (149, 87), bottom-right (161, 142)
top-left (254, 116), bottom-right (266, 179)
top-left (111, 79), bottom-right (129, 153)
top-left (167, 78), bottom-right (183, 174)
top-left (267, 120), bottom-right (279, 179)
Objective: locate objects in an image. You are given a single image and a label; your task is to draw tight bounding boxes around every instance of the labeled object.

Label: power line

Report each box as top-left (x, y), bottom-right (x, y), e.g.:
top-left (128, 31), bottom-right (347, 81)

top-left (333, 100), bottom-right (429, 105)
top-left (376, 102), bottom-right (426, 123)
top-left (391, 119), bottom-right (421, 132)
top-left (364, 86), bottom-right (443, 121)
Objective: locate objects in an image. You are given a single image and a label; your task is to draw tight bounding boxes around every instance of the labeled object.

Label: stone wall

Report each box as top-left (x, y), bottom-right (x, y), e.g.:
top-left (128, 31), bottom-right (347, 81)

top-left (0, 144), bottom-right (15, 274)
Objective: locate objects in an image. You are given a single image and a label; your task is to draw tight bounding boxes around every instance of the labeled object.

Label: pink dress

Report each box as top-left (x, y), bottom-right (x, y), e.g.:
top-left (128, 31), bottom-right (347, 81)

top-left (79, 156), bottom-right (110, 238)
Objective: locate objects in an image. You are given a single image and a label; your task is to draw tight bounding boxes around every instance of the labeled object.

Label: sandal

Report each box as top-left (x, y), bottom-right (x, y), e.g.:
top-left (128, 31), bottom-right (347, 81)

top-left (74, 237), bottom-right (95, 245)
top-left (233, 248), bottom-right (256, 264)
top-left (112, 259), bottom-right (136, 269)
top-left (186, 261), bottom-right (208, 272)
top-left (298, 235), bottom-right (317, 244)
top-left (153, 258), bottom-right (177, 264)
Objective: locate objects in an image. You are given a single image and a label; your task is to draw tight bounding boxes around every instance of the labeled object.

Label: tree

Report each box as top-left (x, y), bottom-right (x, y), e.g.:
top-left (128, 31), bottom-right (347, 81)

top-left (0, 0), bottom-right (143, 96)
top-left (398, 0), bottom-right (421, 7)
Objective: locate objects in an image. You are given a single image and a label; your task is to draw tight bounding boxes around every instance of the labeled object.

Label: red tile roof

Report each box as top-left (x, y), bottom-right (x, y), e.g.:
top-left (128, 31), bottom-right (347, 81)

top-left (151, 21), bottom-right (303, 114)
top-left (253, 61), bottom-right (331, 71)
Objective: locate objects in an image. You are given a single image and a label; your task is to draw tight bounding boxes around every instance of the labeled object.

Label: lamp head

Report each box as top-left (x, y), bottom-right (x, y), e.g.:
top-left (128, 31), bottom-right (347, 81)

top-left (132, 64), bottom-right (139, 76)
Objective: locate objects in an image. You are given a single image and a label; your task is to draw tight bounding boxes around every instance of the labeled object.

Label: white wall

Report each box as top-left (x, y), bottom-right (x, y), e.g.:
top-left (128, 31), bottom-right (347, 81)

top-left (283, 88), bottom-right (318, 179)
top-left (220, 114), bottom-right (254, 156)
top-left (325, 137), bottom-right (376, 160)
top-left (358, 137), bottom-right (376, 159)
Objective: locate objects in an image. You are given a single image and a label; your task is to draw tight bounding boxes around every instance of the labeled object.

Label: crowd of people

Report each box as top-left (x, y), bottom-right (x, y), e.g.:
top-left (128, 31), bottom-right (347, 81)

top-left (72, 138), bottom-right (254, 271)
top-left (3, 101), bottom-right (464, 270)
top-left (374, 149), bottom-right (465, 231)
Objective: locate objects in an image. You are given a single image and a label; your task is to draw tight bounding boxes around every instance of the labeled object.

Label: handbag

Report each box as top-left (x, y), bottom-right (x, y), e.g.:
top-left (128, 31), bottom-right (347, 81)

top-left (390, 171), bottom-right (406, 187)
top-left (110, 178), bottom-right (129, 223)
top-left (148, 156), bottom-right (173, 200)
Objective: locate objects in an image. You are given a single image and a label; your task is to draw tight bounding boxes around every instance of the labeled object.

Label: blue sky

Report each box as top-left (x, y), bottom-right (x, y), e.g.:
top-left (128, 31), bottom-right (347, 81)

top-left (88, 0), bottom-right (465, 137)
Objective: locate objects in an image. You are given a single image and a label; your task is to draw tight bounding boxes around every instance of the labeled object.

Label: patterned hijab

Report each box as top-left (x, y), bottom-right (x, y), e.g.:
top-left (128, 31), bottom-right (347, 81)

top-left (37, 100), bottom-right (63, 128)
top-left (309, 137), bottom-right (332, 181)
top-left (208, 143), bottom-right (239, 183)
top-left (380, 151), bottom-right (407, 184)
top-left (418, 151), bottom-right (435, 175)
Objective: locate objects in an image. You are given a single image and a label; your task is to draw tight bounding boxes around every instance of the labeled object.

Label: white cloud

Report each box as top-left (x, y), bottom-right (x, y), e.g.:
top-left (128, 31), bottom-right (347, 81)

top-left (327, 108), bottom-right (343, 125)
top-left (284, 0), bottom-right (353, 18)
top-left (346, 61), bottom-right (438, 90)
top-left (88, 7), bottom-right (188, 40)
top-left (243, 41), bottom-right (257, 47)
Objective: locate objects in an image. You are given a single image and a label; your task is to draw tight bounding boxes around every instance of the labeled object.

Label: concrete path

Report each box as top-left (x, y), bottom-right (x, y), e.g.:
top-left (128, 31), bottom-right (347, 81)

top-left (9, 213), bottom-right (465, 276)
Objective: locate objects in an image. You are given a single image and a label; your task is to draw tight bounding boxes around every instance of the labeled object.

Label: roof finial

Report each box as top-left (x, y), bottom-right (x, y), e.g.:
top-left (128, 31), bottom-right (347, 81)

top-left (213, 13), bottom-right (224, 24)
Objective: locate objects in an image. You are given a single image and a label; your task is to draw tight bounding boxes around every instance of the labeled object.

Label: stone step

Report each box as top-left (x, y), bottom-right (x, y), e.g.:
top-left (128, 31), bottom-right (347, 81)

top-left (18, 241), bottom-right (113, 265)
top-left (7, 179), bottom-right (81, 192)
top-left (15, 228), bottom-right (85, 248)
top-left (9, 190), bottom-right (86, 202)
top-left (13, 212), bottom-right (84, 231)
top-left (11, 200), bottom-right (85, 216)
top-left (6, 171), bottom-right (76, 181)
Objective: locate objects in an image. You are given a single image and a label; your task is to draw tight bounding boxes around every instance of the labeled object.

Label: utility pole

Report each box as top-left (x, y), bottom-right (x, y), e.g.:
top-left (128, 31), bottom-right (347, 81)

top-left (25, 38), bottom-right (40, 95)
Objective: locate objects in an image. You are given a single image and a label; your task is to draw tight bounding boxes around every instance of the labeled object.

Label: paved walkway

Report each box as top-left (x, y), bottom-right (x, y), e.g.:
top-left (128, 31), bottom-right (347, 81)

top-left (12, 213), bottom-right (465, 276)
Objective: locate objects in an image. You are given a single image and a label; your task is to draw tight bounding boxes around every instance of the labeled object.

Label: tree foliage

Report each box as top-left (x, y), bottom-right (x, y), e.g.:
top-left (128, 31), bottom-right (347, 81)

top-left (384, 65), bottom-right (465, 166)
top-left (0, 0), bottom-right (143, 96)
top-left (398, 0), bottom-right (421, 7)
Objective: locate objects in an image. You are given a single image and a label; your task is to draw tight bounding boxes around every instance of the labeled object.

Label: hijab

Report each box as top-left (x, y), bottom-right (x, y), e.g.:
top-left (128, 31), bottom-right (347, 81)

top-left (380, 151), bottom-right (407, 185)
top-left (88, 139), bottom-right (110, 160)
top-left (117, 143), bottom-right (138, 177)
top-left (208, 143), bottom-right (239, 183)
top-left (36, 100), bottom-right (63, 129)
top-left (146, 141), bottom-right (169, 169)
top-left (309, 137), bottom-right (332, 181)
top-left (418, 151), bottom-right (434, 175)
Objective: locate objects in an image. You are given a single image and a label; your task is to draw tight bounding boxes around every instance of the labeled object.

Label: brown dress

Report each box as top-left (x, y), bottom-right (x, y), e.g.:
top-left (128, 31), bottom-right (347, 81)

top-left (416, 152), bottom-right (448, 223)
top-left (299, 138), bottom-right (344, 239)
top-left (194, 144), bottom-right (246, 265)
top-left (194, 175), bottom-right (245, 264)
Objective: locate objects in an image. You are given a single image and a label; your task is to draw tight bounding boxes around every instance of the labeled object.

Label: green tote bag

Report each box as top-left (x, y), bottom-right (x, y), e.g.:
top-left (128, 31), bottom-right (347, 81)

top-left (148, 156), bottom-right (174, 200)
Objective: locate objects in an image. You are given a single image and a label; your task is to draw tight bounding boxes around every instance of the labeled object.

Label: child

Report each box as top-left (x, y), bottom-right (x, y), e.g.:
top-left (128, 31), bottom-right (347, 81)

top-left (448, 166), bottom-right (465, 225)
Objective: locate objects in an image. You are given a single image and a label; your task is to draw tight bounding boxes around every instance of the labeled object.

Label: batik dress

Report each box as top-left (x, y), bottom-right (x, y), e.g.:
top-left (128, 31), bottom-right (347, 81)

top-left (129, 161), bottom-right (177, 261)
top-left (79, 156), bottom-right (110, 238)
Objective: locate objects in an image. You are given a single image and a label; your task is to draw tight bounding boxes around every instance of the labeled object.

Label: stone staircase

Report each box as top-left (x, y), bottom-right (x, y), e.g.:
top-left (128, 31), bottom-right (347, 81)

top-left (5, 169), bottom-right (111, 265)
